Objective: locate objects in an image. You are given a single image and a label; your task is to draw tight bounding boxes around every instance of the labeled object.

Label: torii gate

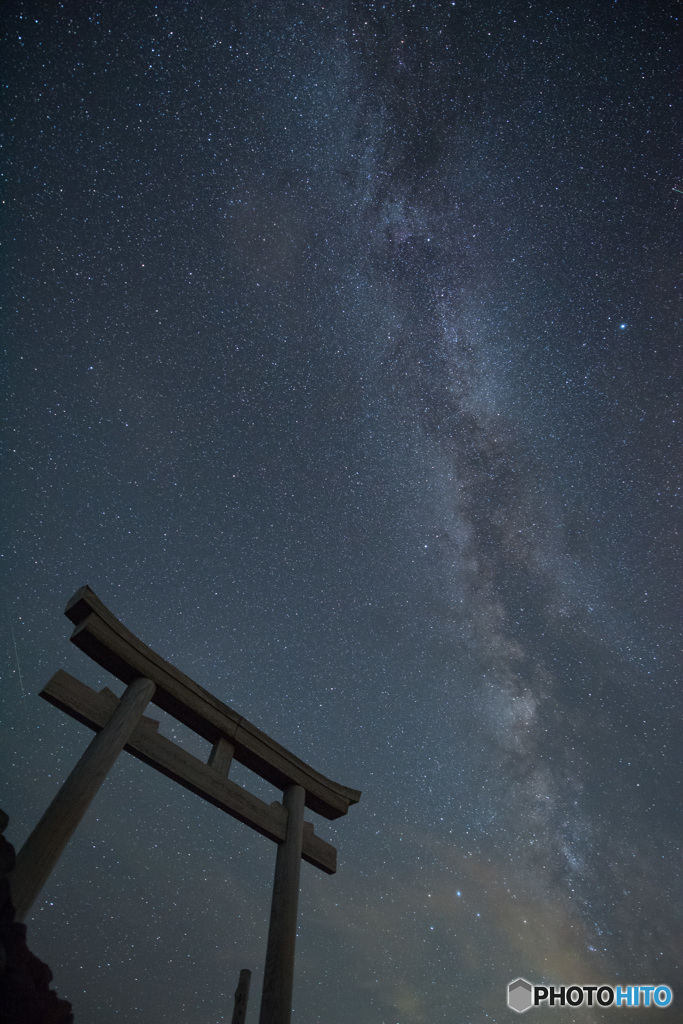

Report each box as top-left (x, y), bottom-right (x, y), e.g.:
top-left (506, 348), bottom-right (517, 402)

top-left (10, 586), bottom-right (361, 1024)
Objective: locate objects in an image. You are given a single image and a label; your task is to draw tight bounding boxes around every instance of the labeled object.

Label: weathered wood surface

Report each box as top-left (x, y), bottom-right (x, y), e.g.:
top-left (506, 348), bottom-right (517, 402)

top-left (209, 735), bottom-right (235, 775)
top-left (259, 785), bottom-right (305, 1024)
top-left (65, 586), bottom-right (360, 821)
top-left (11, 676), bottom-right (156, 922)
top-left (41, 671), bottom-right (337, 874)
top-left (231, 968), bottom-right (251, 1024)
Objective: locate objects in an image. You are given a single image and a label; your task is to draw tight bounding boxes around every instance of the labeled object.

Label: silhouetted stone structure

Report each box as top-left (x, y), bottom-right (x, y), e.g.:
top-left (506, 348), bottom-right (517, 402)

top-left (9, 587), bottom-right (360, 1024)
top-left (231, 968), bottom-right (251, 1024)
top-left (0, 810), bottom-right (73, 1024)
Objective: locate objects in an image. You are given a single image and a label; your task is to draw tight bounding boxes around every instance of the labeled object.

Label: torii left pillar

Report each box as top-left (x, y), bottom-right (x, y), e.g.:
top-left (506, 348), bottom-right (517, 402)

top-left (10, 676), bottom-right (156, 922)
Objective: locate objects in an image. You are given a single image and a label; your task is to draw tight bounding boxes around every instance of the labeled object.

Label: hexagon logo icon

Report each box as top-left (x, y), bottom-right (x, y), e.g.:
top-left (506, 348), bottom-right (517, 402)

top-left (508, 978), bottom-right (534, 1013)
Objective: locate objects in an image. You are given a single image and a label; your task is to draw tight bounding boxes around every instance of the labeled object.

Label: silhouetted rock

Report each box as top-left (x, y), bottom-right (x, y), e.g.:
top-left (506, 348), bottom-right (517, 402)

top-left (0, 811), bottom-right (74, 1024)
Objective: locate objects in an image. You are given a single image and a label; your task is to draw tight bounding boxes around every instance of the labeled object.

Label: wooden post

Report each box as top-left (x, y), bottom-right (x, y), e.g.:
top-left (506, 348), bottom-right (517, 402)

top-left (231, 968), bottom-right (251, 1024)
top-left (259, 784), bottom-right (305, 1024)
top-left (209, 735), bottom-right (235, 776)
top-left (10, 676), bottom-right (156, 922)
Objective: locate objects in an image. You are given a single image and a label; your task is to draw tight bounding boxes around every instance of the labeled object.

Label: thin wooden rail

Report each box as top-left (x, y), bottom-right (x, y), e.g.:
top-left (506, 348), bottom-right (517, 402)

top-left (41, 670), bottom-right (336, 873)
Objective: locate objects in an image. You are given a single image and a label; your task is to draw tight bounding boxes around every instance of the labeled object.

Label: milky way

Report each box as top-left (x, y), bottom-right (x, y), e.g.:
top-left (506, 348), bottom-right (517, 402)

top-left (2, 3), bottom-right (679, 1022)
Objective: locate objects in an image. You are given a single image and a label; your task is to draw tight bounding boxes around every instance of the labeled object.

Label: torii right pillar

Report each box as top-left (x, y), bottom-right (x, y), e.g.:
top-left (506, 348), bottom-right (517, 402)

top-left (259, 783), bottom-right (306, 1024)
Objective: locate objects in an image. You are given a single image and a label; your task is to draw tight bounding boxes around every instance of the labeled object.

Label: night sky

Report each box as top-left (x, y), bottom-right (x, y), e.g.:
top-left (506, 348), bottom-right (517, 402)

top-left (1, 2), bottom-right (680, 1022)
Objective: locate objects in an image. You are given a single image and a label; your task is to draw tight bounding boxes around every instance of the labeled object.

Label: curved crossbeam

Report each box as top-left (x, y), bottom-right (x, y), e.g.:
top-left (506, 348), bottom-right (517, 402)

top-left (64, 586), bottom-right (361, 821)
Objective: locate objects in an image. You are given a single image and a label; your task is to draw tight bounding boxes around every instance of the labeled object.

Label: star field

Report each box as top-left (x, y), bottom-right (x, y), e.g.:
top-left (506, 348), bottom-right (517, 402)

top-left (1, 2), bottom-right (680, 1022)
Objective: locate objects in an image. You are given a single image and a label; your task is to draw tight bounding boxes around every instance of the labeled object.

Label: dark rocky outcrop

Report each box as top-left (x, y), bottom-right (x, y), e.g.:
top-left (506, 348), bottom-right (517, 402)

top-left (0, 811), bottom-right (73, 1024)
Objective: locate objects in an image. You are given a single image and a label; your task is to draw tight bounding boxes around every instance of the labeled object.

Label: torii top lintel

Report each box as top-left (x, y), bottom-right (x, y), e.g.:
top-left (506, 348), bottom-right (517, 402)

top-left (64, 586), bottom-right (361, 822)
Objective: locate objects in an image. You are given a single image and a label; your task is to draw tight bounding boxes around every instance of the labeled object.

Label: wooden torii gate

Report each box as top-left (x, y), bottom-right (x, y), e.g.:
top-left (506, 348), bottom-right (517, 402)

top-left (10, 586), bottom-right (361, 1024)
